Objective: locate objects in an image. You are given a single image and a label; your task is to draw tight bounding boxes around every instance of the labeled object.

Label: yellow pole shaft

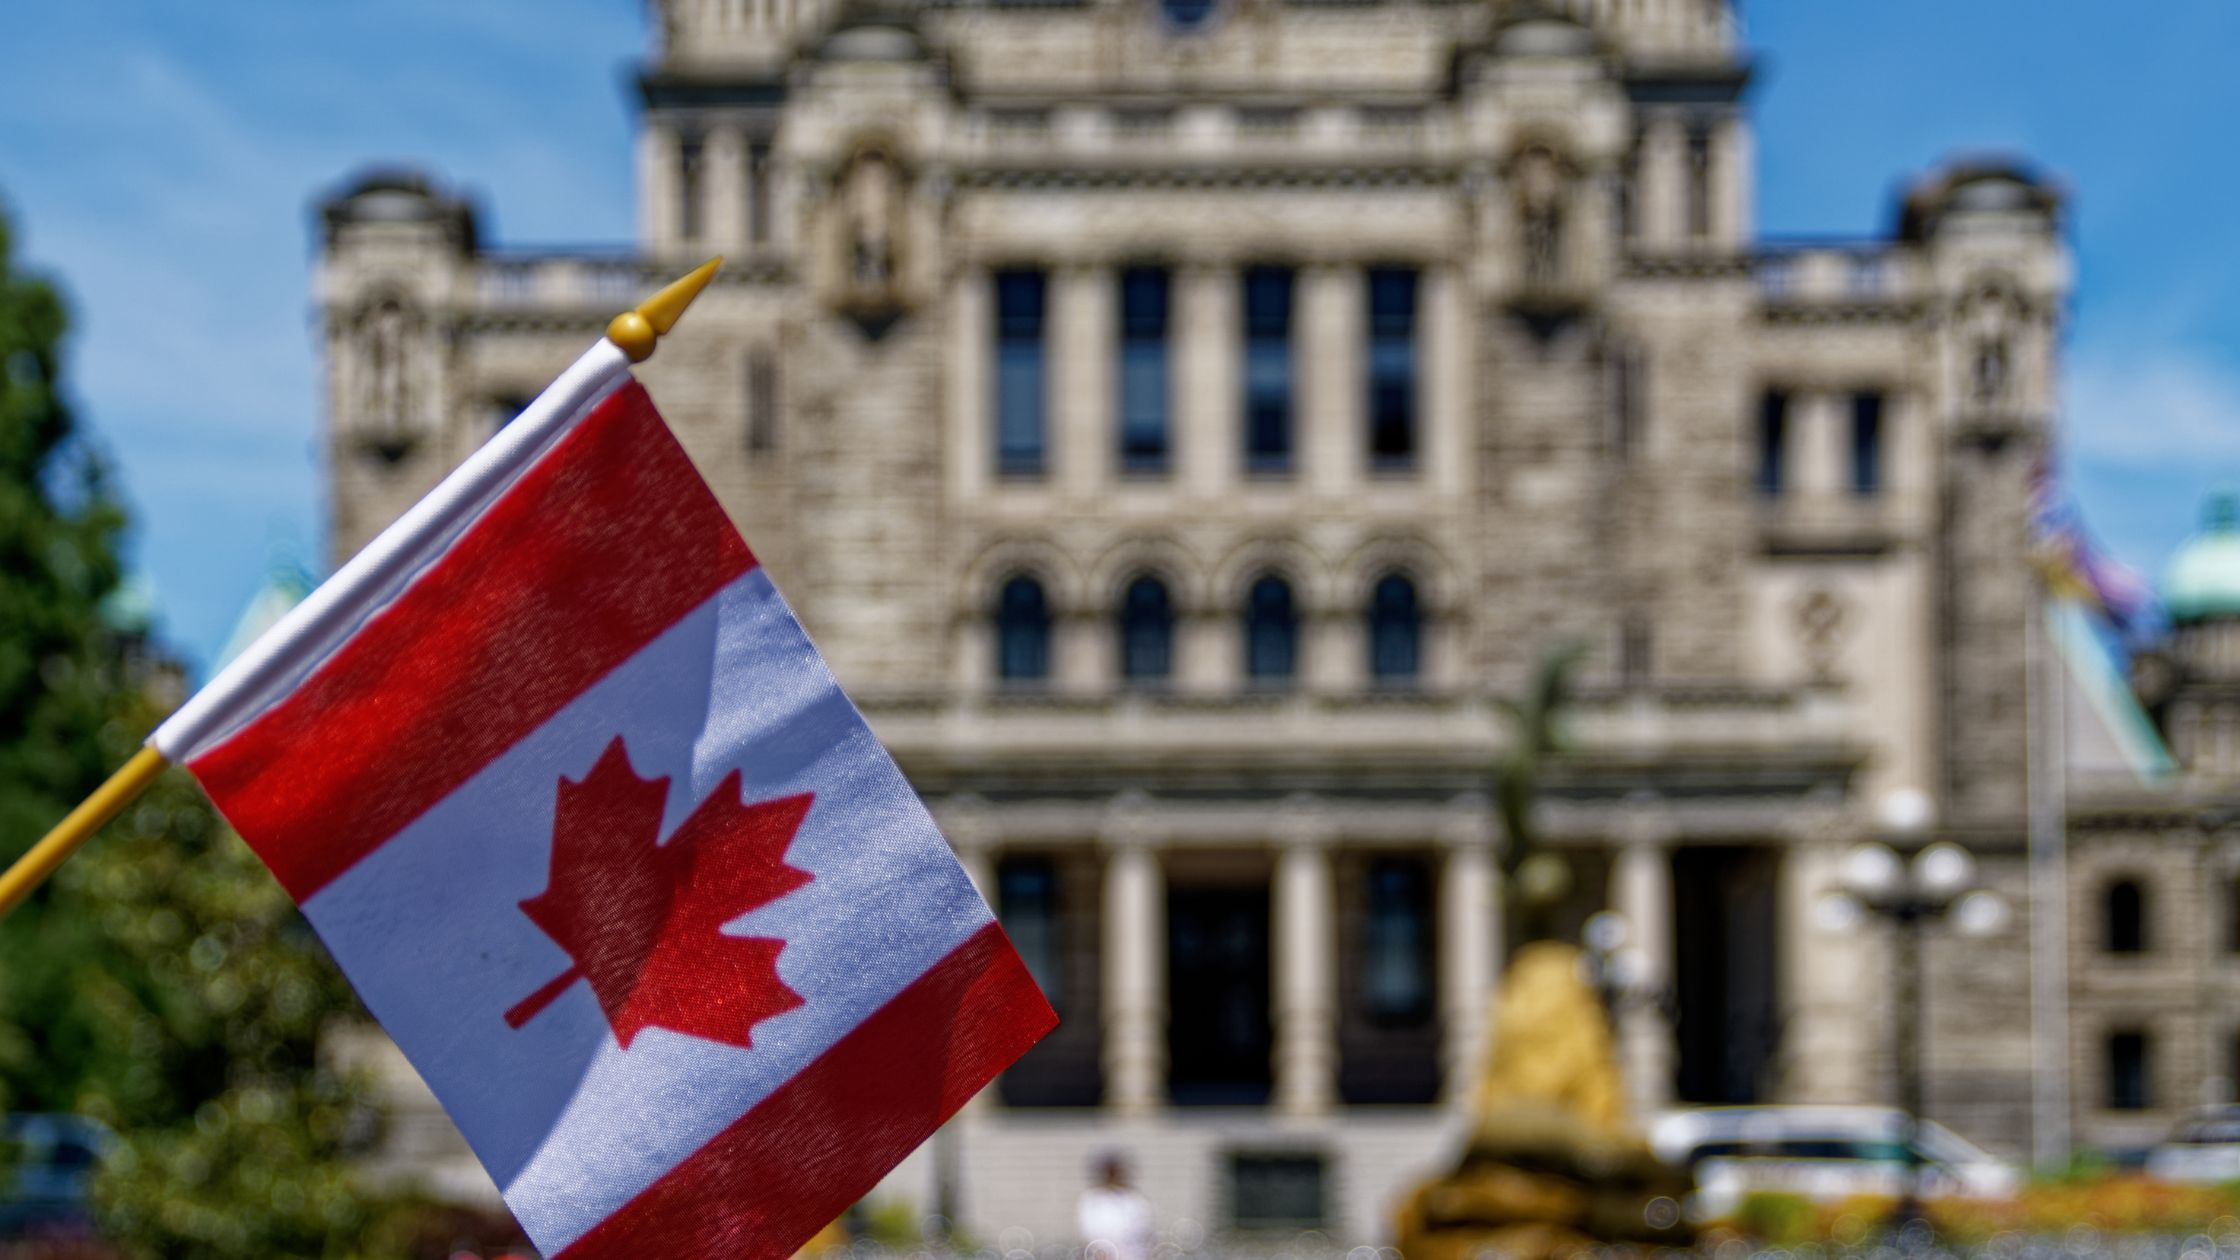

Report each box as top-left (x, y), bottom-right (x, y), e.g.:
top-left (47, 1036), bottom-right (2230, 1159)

top-left (0, 745), bottom-right (170, 921)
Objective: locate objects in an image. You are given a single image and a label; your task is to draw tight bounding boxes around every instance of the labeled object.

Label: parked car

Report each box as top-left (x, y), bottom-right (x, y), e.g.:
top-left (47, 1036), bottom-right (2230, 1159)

top-left (1649, 1105), bottom-right (2019, 1220)
top-left (2145, 1105), bottom-right (2240, 1184)
top-left (0, 1114), bottom-right (114, 1237)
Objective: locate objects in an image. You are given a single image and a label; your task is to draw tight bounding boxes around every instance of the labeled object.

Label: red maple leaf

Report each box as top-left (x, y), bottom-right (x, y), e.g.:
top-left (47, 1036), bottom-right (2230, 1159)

top-left (503, 736), bottom-right (814, 1050)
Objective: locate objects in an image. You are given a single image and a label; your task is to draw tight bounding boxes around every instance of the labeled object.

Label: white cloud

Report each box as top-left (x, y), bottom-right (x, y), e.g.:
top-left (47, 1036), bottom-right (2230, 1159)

top-left (2067, 342), bottom-right (2240, 469)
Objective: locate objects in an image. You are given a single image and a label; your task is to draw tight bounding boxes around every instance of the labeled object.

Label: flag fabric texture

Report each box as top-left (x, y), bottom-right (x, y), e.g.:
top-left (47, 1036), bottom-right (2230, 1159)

top-left (168, 372), bottom-right (1055, 1256)
top-left (2028, 458), bottom-right (2154, 634)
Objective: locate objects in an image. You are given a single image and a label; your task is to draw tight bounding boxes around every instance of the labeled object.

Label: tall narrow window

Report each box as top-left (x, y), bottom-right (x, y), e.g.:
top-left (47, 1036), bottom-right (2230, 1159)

top-left (997, 858), bottom-right (1064, 1011)
top-left (2108, 1030), bottom-right (2151, 1110)
top-left (2228, 876), bottom-right (2240, 953)
top-left (1244, 574), bottom-right (1298, 684)
top-left (1118, 267), bottom-right (1172, 473)
top-left (1851, 392), bottom-right (1885, 496)
top-left (1368, 572), bottom-right (1421, 685)
top-left (2106, 878), bottom-right (2148, 954)
top-left (747, 140), bottom-right (772, 245)
top-left (994, 270), bottom-right (1048, 475)
top-left (1621, 612), bottom-right (1653, 687)
top-left (1243, 267), bottom-right (1295, 473)
top-left (677, 132), bottom-right (705, 241)
top-left (996, 575), bottom-right (1052, 684)
top-left (1685, 124), bottom-right (1712, 240)
top-left (1367, 267), bottom-right (1419, 468)
top-left (1119, 575), bottom-right (1174, 685)
top-left (745, 350), bottom-right (778, 453)
top-left (1363, 858), bottom-right (1435, 1025)
top-left (1611, 343), bottom-right (1645, 462)
top-left (1756, 390), bottom-right (1789, 498)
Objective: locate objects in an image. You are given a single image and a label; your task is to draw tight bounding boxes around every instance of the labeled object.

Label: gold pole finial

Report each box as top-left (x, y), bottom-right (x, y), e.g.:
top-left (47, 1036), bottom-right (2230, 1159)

top-left (607, 257), bottom-right (724, 364)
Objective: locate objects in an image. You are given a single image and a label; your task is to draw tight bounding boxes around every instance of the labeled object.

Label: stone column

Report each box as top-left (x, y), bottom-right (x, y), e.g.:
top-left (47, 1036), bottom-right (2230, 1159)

top-left (1794, 391), bottom-right (1845, 500)
top-left (1710, 117), bottom-right (1753, 247)
top-left (1440, 802), bottom-right (1500, 1105)
top-left (1174, 263), bottom-right (1238, 497)
top-left (1613, 831), bottom-right (1676, 1120)
top-left (1635, 115), bottom-right (1686, 251)
top-left (1300, 264), bottom-right (1363, 494)
top-left (1422, 264), bottom-right (1469, 499)
top-left (638, 124), bottom-right (682, 255)
top-left (1052, 264), bottom-right (1114, 496)
top-left (1102, 836), bottom-right (1165, 1115)
top-left (705, 124), bottom-right (748, 255)
top-left (1274, 815), bottom-right (1339, 1114)
top-left (948, 266), bottom-right (991, 499)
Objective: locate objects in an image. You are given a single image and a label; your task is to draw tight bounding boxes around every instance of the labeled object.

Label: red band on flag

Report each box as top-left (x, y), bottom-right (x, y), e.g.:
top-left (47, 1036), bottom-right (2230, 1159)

top-left (193, 383), bottom-right (756, 901)
top-left (555, 922), bottom-right (1057, 1260)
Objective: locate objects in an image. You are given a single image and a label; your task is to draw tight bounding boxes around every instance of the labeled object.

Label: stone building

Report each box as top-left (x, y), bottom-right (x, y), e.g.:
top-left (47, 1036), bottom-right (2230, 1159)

top-left (312, 0), bottom-right (2106, 1243)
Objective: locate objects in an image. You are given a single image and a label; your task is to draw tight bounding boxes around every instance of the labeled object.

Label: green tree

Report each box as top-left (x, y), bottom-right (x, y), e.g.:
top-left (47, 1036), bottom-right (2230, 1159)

top-left (0, 200), bottom-right (415, 1258)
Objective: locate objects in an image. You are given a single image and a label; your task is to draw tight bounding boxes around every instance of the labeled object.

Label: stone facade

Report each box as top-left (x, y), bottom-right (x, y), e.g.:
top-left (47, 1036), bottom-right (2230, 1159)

top-left (310, 0), bottom-right (2128, 1244)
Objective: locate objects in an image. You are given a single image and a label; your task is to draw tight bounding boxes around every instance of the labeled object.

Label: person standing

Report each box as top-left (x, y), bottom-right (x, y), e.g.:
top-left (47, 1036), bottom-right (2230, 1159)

top-left (1077, 1153), bottom-right (1155, 1260)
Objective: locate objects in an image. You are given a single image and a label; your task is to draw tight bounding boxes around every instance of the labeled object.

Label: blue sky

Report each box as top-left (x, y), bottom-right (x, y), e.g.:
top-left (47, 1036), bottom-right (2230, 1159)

top-left (2, 1), bottom-right (2237, 671)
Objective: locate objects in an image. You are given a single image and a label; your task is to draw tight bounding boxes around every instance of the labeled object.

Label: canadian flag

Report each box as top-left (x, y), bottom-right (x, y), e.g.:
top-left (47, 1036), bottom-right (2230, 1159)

top-left (154, 350), bottom-right (1055, 1256)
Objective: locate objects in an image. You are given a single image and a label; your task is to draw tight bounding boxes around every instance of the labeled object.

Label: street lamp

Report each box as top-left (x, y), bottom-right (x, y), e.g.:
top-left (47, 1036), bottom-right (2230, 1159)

top-left (1815, 791), bottom-right (2010, 1234)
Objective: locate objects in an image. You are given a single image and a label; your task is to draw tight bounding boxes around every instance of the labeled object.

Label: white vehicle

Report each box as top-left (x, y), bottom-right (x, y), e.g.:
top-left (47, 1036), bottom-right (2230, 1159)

top-left (2145, 1106), bottom-right (2240, 1184)
top-left (1649, 1105), bottom-right (2020, 1220)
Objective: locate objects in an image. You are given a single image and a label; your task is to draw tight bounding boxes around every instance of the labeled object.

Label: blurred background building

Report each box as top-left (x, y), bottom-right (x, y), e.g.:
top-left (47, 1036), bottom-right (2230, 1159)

top-left (305, 0), bottom-right (2240, 1245)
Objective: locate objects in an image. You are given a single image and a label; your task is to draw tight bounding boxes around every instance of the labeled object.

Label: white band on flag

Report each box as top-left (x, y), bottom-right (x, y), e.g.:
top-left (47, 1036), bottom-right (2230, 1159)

top-left (152, 339), bottom-right (633, 762)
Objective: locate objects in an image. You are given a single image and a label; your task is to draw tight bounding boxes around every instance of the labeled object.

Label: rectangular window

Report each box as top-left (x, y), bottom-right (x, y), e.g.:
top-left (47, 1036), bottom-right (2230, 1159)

top-left (1118, 267), bottom-right (1171, 473)
top-left (1757, 390), bottom-right (1789, 498)
top-left (994, 269), bottom-right (1048, 475)
top-left (1243, 267), bottom-right (1295, 474)
top-left (1363, 859), bottom-right (1434, 1026)
top-left (1229, 1151), bottom-right (1326, 1232)
top-left (1621, 612), bottom-right (1652, 686)
top-left (2109, 1030), bottom-right (2151, 1111)
top-left (997, 858), bottom-right (1064, 1013)
top-left (1611, 343), bottom-right (1644, 461)
top-left (745, 351), bottom-right (778, 453)
top-left (677, 133), bottom-right (705, 241)
top-left (747, 140), bottom-right (772, 245)
top-left (1367, 267), bottom-right (1419, 469)
top-left (1851, 392), bottom-right (1885, 495)
top-left (1686, 125), bottom-right (1712, 240)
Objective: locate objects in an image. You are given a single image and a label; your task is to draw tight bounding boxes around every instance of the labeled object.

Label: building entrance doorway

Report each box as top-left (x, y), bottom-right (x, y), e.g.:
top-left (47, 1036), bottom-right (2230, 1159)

top-left (1168, 880), bottom-right (1273, 1106)
top-left (1672, 845), bottom-right (1782, 1104)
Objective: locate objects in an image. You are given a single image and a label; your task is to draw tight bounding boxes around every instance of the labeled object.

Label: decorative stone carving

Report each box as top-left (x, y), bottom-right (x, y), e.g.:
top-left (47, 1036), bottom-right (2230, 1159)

top-left (1515, 146), bottom-right (1569, 294)
top-left (831, 143), bottom-right (910, 331)
top-left (348, 295), bottom-right (430, 462)
top-left (1793, 587), bottom-right (1851, 684)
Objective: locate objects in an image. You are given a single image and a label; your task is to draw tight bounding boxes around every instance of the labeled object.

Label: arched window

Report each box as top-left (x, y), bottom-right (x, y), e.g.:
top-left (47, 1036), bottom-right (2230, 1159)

top-left (995, 574), bottom-right (1051, 683)
top-left (1118, 575), bottom-right (1174, 685)
top-left (1244, 573), bottom-right (1297, 683)
top-left (1368, 571), bottom-right (1422, 685)
top-left (2106, 878), bottom-right (2148, 954)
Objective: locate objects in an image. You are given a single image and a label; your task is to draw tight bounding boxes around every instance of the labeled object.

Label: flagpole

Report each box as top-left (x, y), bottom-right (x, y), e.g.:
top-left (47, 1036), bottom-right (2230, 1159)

top-left (2027, 586), bottom-right (2073, 1169)
top-left (0, 258), bottom-right (722, 923)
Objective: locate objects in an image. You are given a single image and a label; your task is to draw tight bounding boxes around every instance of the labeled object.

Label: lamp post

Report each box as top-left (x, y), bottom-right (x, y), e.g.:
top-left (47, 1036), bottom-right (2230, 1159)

top-left (1816, 789), bottom-right (2011, 1234)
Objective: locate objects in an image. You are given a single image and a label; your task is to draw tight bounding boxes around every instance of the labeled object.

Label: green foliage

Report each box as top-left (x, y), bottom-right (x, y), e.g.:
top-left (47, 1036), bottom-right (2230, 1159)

top-left (1733, 1191), bottom-right (1819, 1245)
top-left (0, 198), bottom-right (410, 1258)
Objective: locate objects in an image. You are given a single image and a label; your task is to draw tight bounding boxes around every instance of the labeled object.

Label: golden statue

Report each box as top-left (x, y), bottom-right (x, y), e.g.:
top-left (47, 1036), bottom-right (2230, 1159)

top-left (1394, 942), bottom-right (1693, 1260)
